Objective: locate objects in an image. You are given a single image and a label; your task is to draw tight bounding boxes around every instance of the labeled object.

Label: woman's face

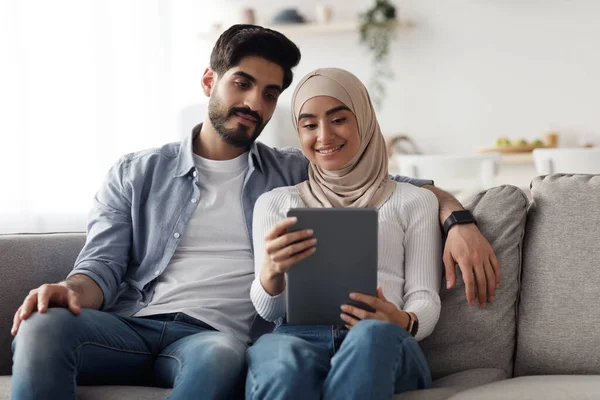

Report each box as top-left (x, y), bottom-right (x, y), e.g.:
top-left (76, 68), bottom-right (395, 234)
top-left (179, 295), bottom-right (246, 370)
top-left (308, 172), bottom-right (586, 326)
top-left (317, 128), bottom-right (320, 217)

top-left (297, 96), bottom-right (361, 171)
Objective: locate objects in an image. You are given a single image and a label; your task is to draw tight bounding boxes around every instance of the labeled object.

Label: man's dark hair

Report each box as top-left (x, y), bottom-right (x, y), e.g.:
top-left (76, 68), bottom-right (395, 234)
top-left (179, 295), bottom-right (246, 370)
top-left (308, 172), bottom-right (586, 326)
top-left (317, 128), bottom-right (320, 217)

top-left (210, 24), bottom-right (301, 91)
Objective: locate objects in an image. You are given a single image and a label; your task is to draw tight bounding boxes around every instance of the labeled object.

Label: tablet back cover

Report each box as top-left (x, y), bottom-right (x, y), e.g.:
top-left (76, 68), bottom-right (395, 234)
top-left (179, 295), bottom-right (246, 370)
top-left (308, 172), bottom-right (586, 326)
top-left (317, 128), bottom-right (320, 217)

top-left (285, 208), bottom-right (378, 325)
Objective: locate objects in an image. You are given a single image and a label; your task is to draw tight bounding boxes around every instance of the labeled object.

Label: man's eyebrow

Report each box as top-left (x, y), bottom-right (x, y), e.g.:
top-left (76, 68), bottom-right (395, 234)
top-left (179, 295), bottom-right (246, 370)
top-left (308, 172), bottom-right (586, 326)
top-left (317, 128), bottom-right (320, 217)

top-left (267, 84), bottom-right (283, 94)
top-left (232, 71), bottom-right (282, 94)
top-left (298, 105), bottom-right (351, 121)
top-left (232, 71), bottom-right (256, 83)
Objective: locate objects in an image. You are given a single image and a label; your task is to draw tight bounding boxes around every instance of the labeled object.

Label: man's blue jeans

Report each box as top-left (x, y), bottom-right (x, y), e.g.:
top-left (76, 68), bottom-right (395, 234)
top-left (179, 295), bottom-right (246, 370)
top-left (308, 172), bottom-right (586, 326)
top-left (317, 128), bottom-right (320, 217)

top-left (246, 319), bottom-right (431, 400)
top-left (11, 308), bottom-right (247, 400)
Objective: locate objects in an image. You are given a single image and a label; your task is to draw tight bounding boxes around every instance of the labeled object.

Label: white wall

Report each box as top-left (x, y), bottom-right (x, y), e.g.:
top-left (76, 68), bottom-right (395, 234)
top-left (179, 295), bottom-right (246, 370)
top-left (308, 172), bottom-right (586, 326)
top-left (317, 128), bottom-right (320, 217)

top-left (171, 0), bottom-right (600, 153)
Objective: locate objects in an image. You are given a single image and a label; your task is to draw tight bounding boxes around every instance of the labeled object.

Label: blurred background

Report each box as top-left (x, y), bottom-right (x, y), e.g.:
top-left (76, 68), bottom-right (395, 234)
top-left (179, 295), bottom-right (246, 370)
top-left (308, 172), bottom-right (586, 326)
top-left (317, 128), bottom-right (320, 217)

top-left (1, 0), bottom-right (599, 233)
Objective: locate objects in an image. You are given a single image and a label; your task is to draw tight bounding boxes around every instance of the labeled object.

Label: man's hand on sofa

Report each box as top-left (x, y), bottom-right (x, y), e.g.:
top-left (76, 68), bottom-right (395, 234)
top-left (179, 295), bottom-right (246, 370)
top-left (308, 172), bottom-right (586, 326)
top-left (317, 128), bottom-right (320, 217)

top-left (422, 184), bottom-right (501, 308)
top-left (444, 224), bottom-right (500, 308)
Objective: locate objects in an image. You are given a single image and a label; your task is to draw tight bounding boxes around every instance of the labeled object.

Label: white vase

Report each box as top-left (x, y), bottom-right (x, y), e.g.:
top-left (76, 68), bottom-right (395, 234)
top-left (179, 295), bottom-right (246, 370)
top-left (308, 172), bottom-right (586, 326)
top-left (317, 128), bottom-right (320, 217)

top-left (316, 5), bottom-right (332, 24)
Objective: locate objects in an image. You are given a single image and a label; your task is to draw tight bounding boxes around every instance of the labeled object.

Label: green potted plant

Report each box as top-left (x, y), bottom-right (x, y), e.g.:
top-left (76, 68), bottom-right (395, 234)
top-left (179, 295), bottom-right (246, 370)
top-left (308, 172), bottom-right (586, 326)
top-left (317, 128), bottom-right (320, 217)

top-left (359, 0), bottom-right (397, 109)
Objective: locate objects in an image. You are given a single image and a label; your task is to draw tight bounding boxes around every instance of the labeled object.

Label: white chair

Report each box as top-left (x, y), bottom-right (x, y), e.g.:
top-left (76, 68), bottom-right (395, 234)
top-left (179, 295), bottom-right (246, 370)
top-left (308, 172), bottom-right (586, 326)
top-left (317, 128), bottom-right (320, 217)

top-left (533, 148), bottom-right (600, 175)
top-left (395, 153), bottom-right (501, 203)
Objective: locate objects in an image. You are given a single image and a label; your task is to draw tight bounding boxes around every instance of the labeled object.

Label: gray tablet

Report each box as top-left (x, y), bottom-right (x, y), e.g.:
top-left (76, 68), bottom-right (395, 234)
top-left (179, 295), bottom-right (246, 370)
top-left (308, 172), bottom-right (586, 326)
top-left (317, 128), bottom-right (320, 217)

top-left (285, 208), bottom-right (378, 325)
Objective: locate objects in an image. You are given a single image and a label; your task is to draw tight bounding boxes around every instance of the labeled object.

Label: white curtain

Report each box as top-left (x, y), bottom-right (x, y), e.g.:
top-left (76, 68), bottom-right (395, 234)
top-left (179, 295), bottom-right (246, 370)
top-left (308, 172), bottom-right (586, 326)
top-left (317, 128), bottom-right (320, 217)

top-left (0, 0), bottom-right (181, 234)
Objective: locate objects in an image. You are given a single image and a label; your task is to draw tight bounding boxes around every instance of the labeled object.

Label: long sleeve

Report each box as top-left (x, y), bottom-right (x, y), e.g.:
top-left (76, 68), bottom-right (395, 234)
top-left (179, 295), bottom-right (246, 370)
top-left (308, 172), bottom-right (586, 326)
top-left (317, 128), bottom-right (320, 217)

top-left (67, 155), bottom-right (134, 309)
top-left (250, 188), bottom-right (297, 322)
top-left (400, 187), bottom-right (443, 341)
top-left (389, 174), bottom-right (433, 188)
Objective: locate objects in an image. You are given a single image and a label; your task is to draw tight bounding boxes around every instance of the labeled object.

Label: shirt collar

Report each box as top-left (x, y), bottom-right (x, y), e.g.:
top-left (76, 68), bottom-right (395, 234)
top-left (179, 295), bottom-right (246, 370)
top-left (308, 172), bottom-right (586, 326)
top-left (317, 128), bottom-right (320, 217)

top-left (174, 123), bottom-right (264, 178)
top-left (173, 124), bottom-right (200, 178)
top-left (248, 141), bottom-right (263, 172)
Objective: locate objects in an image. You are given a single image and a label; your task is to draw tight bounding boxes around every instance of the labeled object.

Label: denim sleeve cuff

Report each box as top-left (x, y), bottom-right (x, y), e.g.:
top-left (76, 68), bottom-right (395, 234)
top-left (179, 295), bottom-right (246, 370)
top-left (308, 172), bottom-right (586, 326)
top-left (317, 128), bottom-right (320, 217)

top-left (250, 278), bottom-right (286, 322)
top-left (67, 261), bottom-right (117, 309)
top-left (388, 175), bottom-right (434, 187)
top-left (413, 179), bottom-right (434, 187)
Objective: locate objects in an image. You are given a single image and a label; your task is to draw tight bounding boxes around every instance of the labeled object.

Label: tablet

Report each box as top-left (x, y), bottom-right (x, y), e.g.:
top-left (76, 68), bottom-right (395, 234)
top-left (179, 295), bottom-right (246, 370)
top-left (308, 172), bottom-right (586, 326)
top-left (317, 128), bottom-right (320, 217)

top-left (285, 208), bottom-right (378, 325)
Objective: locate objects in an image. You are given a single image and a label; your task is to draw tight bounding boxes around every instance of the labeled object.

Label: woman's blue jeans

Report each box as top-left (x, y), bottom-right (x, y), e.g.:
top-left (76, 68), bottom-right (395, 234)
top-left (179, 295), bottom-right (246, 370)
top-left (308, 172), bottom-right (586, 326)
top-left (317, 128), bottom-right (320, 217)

top-left (246, 319), bottom-right (431, 400)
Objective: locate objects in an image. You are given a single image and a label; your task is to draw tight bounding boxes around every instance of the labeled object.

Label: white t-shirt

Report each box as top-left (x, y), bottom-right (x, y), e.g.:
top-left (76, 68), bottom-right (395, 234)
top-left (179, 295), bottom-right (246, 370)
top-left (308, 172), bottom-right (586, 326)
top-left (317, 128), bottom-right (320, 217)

top-left (250, 182), bottom-right (442, 342)
top-left (136, 152), bottom-right (255, 343)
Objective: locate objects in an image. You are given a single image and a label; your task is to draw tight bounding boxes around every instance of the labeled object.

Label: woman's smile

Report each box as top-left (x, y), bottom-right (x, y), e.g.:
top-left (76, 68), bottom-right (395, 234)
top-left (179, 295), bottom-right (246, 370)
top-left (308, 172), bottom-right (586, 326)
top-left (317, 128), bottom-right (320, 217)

top-left (315, 144), bottom-right (345, 157)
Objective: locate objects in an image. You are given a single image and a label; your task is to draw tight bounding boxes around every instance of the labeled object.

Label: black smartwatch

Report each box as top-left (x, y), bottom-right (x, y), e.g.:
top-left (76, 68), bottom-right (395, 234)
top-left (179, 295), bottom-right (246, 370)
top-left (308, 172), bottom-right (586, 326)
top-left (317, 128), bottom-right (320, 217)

top-left (443, 210), bottom-right (477, 236)
top-left (406, 312), bottom-right (419, 337)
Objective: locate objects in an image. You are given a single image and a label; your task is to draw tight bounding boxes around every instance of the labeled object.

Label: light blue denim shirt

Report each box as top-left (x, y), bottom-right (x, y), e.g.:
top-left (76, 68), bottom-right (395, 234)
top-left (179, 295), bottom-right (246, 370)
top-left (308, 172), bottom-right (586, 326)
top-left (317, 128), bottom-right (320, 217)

top-left (68, 125), bottom-right (432, 316)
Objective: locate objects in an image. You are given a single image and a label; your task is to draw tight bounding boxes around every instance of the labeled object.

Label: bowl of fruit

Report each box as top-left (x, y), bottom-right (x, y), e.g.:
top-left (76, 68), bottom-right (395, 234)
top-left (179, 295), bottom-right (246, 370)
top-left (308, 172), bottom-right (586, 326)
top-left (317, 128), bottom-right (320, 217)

top-left (479, 137), bottom-right (548, 153)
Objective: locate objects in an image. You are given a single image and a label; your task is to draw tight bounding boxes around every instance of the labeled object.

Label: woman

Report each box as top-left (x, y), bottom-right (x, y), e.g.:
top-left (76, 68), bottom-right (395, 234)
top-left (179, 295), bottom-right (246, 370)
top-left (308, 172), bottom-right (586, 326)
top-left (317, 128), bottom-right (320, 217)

top-left (246, 68), bottom-right (442, 400)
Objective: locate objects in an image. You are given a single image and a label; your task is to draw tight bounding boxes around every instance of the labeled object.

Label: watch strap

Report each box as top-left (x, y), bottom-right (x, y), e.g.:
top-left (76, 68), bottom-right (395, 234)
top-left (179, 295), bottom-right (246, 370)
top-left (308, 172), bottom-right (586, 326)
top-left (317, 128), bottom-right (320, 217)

top-left (406, 312), bottom-right (419, 337)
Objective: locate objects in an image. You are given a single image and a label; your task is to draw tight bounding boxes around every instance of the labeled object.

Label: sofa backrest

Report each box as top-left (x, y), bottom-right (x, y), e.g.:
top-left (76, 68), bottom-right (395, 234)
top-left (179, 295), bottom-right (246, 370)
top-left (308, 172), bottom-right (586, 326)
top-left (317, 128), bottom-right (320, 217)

top-left (0, 233), bottom-right (85, 375)
top-left (515, 174), bottom-right (600, 376)
top-left (0, 184), bottom-right (533, 379)
top-left (420, 185), bottom-right (528, 380)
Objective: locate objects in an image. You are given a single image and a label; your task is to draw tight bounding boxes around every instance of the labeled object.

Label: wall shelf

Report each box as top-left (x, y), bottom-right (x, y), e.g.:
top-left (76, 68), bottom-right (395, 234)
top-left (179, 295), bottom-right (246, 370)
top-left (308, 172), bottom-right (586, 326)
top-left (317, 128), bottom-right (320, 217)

top-left (198, 19), bottom-right (413, 40)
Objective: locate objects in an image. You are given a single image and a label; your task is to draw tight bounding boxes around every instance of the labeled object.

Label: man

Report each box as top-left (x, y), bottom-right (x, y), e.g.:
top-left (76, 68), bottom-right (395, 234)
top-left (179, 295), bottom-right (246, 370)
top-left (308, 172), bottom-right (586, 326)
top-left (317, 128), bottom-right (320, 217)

top-left (10, 25), bottom-right (499, 400)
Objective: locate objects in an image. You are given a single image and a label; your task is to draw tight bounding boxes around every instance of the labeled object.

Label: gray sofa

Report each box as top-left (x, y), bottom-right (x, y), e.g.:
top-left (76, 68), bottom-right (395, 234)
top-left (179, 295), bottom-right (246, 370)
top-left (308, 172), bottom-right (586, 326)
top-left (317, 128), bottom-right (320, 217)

top-left (1, 174), bottom-right (599, 399)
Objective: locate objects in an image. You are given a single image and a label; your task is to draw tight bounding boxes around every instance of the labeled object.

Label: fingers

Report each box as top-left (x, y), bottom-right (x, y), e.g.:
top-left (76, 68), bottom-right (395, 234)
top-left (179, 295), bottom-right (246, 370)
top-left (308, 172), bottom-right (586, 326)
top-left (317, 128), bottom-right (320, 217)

top-left (490, 252), bottom-right (501, 289)
top-left (443, 248), bottom-right (456, 290)
top-left (264, 217), bottom-right (299, 241)
top-left (285, 246), bottom-right (317, 268)
top-left (484, 260), bottom-right (496, 302)
top-left (461, 266), bottom-right (476, 306)
top-left (268, 246), bottom-right (317, 275)
top-left (473, 263), bottom-right (487, 308)
top-left (37, 284), bottom-right (53, 313)
top-left (340, 312), bottom-right (360, 327)
top-left (11, 307), bottom-right (23, 336)
top-left (340, 304), bottom-right (376, 321)
top-left (377, 287), bottom-right (388, 302)
top-left (12, 289), bottom-right (41, 336)
top-left (268, 237), bottom-right (317, 262)
top-left (21, 291), bottom-right (39, 320)
top-left (10, 284), bottom-right (81, 336)
top-left (67, 291), bottom-right (81, 315)
top-left (348, 292), bottom-right (382, 310)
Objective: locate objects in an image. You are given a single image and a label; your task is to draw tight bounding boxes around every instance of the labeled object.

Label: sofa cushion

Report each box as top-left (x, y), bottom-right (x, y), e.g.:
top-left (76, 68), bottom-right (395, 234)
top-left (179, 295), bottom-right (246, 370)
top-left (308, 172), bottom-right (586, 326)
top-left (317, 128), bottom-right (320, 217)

top-left (0, 376), bottom-right (7, 400)
top-left (0, 233), bottom-right (86, 375)
top-left (431, 368), bottom-right (506, 389)
top-left (399, 388), bottom-right (459, 400)
top-left (446, 375), bottom-right (600, 399)
top-left (515, 174), bottom-right (600, 376)
top-left (0, 376), bottom-right (171, 400)
top-left (420, 185), bottom-right (528, 380)
top-left (398, 368), bottom-right (506, 400)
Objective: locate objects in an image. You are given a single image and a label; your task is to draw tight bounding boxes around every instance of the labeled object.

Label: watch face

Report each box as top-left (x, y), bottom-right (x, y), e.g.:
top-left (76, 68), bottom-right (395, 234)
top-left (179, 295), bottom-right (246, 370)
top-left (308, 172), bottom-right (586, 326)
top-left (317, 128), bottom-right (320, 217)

top-left (453, 210), bottom-right (475, 223)
top-left (444, 210), bottom-right (477, 235)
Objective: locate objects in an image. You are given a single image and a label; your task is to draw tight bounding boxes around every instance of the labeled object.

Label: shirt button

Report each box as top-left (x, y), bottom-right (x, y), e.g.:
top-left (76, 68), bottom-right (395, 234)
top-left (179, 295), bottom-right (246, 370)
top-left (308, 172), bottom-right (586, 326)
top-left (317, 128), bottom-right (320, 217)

top-left (154, 270), bottom-right (160, 276)
top-left (193, 170), bottom-right (198, 177)
top-left (191, 198), bottom-right (197, 204)
top-left (174, 232), bottom-right (180, 238)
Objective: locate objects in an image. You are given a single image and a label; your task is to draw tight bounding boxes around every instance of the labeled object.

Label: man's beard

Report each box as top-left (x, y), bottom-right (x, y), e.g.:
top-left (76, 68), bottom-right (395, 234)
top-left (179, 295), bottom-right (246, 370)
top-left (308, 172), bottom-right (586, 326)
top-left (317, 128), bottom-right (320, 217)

top-left (208, 92), bottom-right (267, 149)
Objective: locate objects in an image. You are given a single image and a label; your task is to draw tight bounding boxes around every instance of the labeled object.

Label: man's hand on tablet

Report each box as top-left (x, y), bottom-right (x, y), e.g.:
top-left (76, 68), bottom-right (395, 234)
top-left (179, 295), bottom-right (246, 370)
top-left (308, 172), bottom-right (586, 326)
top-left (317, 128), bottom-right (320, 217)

top-left (340, 287), bottom-right (410, 330)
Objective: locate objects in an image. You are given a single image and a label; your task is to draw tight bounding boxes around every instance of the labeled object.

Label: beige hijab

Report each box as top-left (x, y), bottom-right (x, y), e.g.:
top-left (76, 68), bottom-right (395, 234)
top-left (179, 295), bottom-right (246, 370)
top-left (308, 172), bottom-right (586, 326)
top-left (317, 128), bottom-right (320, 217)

top-left (292, 68), bottom-right (395, 209)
